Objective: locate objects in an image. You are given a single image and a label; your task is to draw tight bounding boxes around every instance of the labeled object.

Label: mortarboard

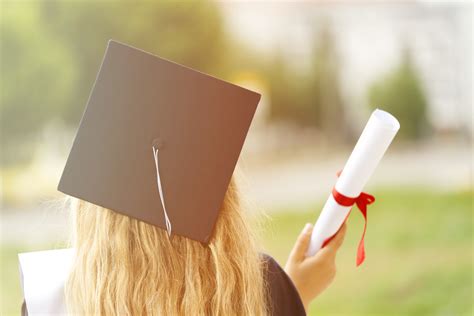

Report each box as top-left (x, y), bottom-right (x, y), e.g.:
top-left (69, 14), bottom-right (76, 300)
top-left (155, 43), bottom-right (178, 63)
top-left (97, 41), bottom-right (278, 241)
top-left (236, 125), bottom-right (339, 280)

top-left (58, 40), bottom-right (261, 243)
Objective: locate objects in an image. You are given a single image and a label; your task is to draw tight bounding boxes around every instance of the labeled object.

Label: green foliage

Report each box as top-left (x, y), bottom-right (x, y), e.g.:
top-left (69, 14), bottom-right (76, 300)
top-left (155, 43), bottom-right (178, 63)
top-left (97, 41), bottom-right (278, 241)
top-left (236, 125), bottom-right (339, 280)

top-left (368, 49), bottom-right (429, 140)
top-left (1, 2), bottom-right (78, 163)
top-left (0, 1), bottom-right (227, 165)
top-left (266, 51), bottom-right (313, 124)
top-left (310, 24), bottom-right (345, 138)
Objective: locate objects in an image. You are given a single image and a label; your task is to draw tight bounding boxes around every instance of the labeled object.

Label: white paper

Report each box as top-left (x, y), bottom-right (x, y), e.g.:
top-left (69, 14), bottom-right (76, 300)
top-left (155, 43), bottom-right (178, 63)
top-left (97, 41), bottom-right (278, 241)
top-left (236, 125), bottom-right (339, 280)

top-left (306, 109), bottom-right (400, 256)
top-left (18, 248), bottom-right (75, 316)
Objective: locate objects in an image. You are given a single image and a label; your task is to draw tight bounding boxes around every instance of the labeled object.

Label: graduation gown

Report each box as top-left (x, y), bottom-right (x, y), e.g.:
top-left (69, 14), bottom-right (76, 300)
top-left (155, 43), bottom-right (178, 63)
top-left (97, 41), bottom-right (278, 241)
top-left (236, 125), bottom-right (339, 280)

top-left (20, 250), bottom-right (305, 316)
top-left (261, 254), bottom-right (307, 316)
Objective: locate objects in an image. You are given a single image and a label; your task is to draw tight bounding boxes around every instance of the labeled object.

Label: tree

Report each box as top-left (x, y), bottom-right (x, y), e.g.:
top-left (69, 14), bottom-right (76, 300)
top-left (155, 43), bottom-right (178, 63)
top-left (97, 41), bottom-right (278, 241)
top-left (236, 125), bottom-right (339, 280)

top-left (1, 1), bottom-right (227, 165)
top-left (308, 23), bottom-right (345, 139)
top-left (368, 48), bottom-right (429, 140)
top-left (266, 22), bottom-right (345, 139)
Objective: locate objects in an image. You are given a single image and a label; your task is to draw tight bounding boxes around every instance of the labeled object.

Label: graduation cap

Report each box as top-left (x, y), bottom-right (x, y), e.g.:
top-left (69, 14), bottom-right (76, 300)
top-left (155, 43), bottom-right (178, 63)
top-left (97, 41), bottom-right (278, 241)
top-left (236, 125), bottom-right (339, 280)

top-left (58, 40), bottom-right (261, 243)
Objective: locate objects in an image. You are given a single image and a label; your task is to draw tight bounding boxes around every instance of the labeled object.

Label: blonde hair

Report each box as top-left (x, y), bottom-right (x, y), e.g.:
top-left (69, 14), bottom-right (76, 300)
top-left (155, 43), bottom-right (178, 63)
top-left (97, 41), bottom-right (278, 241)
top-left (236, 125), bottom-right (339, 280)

top-left (65, 177), bottom-right (268, 315)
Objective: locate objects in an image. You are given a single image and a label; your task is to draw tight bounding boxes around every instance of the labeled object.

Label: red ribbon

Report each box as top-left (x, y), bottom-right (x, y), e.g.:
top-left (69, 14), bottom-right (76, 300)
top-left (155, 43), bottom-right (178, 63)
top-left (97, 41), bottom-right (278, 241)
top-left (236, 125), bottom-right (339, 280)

top-left (321, 172), bottom-right (375, 266)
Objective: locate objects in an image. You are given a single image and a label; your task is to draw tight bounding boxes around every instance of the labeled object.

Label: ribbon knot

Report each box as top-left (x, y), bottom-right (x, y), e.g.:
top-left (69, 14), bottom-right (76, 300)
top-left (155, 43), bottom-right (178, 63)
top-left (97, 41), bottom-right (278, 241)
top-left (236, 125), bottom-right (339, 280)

top-left (328, 181), bottom-right (375, 266)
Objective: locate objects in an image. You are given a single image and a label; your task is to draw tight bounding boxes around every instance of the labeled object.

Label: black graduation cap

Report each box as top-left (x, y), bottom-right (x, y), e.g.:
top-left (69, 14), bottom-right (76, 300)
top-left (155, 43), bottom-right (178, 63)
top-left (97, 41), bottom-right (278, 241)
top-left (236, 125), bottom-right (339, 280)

top-left (58, 40), bottom-right (261, 243)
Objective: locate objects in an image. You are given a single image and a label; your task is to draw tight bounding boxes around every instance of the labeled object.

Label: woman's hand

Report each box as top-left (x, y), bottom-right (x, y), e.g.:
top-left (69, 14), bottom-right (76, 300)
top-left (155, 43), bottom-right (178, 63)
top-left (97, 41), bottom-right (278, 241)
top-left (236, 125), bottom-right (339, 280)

top-left (284, 222), bottom-right (347, 311)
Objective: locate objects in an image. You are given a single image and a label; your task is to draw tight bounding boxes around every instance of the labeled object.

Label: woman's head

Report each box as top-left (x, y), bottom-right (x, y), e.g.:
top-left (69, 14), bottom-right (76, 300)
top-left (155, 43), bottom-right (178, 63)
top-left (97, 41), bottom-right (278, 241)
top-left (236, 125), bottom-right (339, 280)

top-left (65, 176), bottom-right (268, 315)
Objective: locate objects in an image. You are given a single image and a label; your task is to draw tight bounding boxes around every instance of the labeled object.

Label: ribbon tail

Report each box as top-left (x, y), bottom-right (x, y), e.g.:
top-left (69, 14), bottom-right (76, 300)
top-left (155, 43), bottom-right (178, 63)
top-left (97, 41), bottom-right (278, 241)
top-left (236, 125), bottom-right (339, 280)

top-left (356, 210), bottom-right (367, 266)
top-left (355, 193), bottom-right (373, 266)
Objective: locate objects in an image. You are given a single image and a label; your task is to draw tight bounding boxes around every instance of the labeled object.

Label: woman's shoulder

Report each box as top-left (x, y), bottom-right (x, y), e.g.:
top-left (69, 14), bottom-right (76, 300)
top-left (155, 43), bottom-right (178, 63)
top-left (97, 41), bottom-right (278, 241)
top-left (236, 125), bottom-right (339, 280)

top-left (260, 253), bottom-right (306, 316)
top-left (18, 248), bottom-right (74, 316)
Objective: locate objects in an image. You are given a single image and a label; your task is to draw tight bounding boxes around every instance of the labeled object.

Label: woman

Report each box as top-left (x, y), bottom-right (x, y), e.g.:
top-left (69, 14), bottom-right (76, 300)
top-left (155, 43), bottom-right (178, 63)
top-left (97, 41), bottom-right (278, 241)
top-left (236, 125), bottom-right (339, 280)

top-left (20, 41), bottom-right (346, 315)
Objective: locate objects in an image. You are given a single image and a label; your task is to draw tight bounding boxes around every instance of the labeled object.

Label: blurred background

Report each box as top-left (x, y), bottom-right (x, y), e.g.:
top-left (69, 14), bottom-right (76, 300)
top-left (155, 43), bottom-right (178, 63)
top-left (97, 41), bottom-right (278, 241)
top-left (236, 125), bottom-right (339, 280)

top-left (0, 1), bottom-right (472, 315)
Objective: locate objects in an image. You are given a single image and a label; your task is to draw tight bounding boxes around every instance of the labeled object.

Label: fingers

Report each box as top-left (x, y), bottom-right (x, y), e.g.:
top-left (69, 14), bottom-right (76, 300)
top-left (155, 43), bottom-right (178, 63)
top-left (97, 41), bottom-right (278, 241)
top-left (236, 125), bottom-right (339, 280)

top-left (324, 223), bottom-right (347, 253)
top-left (288, 223), bottom-right (314, 263)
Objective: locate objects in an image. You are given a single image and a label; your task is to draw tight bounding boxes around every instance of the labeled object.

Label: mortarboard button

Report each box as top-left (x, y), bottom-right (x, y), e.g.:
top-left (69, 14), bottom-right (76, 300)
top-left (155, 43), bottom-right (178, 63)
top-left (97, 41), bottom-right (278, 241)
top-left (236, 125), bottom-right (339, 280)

top-left (152, 137), bottom-right (165, 150)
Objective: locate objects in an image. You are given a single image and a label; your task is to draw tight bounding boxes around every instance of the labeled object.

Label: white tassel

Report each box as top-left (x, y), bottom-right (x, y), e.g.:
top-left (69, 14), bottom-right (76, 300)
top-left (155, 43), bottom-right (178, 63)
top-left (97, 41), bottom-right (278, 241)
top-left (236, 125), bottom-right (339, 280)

top-left (152, 146), bottom-right (172, 237)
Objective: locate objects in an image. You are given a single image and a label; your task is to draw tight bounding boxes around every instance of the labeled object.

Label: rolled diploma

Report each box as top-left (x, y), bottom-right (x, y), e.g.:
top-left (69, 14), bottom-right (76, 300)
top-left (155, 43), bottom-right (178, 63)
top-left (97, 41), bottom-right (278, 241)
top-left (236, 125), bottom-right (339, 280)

top-left (306, 109), bottom-right (400, 257)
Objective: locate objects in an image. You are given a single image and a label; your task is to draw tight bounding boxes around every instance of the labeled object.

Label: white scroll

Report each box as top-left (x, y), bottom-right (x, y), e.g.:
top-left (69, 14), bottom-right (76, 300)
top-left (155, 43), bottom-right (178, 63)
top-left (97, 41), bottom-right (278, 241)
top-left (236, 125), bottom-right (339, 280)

top-left (306, 109), bottom-right (400, 257)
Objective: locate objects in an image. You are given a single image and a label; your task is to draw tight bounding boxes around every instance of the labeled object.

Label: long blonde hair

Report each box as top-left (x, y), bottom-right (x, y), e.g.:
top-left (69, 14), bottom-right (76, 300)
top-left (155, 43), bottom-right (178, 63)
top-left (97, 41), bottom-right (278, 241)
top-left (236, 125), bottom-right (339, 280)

top-left (65, 177), bottom-right (268, 315)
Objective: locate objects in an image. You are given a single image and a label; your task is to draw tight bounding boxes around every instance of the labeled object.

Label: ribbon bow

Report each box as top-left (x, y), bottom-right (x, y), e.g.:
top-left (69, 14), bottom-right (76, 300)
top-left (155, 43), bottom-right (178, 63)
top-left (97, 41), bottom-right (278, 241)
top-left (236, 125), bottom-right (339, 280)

top-left (322, 171), bottom-right (375, 266)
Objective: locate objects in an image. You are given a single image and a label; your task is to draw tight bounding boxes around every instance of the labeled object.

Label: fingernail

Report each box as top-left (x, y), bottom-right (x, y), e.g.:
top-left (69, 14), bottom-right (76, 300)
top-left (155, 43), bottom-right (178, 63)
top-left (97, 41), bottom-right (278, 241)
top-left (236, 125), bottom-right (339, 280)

top-left (303, 223), bottom-right (313, 234)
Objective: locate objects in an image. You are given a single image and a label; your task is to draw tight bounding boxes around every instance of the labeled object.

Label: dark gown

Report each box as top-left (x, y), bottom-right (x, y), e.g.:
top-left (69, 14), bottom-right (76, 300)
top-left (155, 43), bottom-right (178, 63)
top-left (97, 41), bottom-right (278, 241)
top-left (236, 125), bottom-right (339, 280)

top-left (261, 254), bottom-right (307, 316)
top-left (21, 254), bottom-right (306, 316)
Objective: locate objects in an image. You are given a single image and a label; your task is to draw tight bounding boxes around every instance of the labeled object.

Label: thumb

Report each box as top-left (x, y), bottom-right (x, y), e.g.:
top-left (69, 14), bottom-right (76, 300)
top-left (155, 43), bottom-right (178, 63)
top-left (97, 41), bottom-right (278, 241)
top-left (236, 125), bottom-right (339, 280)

top-left (288, 223), bottom-right (313, 263)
